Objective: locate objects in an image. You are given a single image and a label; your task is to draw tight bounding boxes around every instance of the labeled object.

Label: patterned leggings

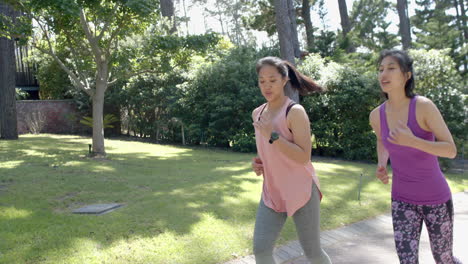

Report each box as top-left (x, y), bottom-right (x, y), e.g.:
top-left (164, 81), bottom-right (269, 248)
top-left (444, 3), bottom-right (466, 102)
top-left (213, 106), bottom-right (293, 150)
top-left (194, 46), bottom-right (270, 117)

top-left (391, 199), bottom-right (462, 264)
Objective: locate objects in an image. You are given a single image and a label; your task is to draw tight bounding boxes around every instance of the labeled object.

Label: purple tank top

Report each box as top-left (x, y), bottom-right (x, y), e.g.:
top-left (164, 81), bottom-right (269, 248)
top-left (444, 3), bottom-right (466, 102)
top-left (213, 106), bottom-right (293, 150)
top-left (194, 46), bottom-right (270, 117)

top-left (380, 96), bottom-right (451, 205)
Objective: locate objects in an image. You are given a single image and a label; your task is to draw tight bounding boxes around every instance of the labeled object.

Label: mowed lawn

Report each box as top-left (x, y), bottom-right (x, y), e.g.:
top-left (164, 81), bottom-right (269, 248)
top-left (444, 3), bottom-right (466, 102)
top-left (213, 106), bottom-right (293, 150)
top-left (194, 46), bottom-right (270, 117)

top-left (0, 135), bottom-right (465, 264)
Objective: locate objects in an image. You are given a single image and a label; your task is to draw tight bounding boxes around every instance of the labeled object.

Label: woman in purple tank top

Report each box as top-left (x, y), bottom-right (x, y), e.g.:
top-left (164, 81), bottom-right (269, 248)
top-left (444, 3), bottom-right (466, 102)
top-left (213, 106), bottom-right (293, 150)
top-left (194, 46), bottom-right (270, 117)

top-left (369, 50), bottom-right (462, 264)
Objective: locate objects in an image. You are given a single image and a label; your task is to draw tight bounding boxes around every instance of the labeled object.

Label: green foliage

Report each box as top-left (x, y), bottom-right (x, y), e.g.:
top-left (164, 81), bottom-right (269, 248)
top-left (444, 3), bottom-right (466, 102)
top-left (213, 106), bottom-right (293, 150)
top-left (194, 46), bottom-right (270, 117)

top-left (299, 54), bottom-right (381, 160)
top-left (230, 132), bottom-right (256, 153)
top-left (103, 33), bottom-right (223, 141)
top-left (79, 114), bottom-right (119, 129)
top-left (2, 0), bottom-right (164, 96)
top-left (15, 88), bottom-right (29, 100)
top-left (412, 0), bottom-right (457, 49)
top-left (349, 0), bottom-right (398, 52)
top-left (119, 72), bottom-right (186, 140)
top-left (411, 0), bottom-right (465, 75)
top-left (309, 30), bottom-right (343, 59)
top-left (409, 49), bottom-right (467, 153)
top-left (33, 51), bottom-right (74, 100)
top-left (243, 0), bottom-right (276, 36)
top-left (180, 45), bottom-right (277, 149)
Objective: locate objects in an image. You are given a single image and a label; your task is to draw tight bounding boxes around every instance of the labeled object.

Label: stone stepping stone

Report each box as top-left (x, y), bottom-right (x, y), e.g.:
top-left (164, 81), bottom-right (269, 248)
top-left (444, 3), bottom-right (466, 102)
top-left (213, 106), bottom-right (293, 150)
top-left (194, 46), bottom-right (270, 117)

top-left (72, 203), bottom-right (123, 215)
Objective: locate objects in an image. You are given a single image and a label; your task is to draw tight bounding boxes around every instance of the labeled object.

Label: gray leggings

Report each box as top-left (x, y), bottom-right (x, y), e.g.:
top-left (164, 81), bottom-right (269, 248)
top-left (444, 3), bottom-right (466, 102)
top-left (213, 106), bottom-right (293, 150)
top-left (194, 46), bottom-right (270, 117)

top-left (253, 183), bottom-right (331, 264)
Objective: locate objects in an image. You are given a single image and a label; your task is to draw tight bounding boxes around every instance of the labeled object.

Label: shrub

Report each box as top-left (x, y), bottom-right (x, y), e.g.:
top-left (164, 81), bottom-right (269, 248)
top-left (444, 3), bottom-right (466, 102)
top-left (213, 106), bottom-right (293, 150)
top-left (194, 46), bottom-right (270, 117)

top-left (299, 54), bottom-right (381, 161)
top-left (180, 46), bottom-right (277, 149)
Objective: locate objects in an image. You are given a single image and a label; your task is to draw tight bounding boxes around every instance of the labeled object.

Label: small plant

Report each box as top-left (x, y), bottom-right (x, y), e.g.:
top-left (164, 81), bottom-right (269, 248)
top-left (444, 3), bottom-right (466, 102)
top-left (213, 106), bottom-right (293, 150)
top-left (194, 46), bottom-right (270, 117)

top-left (25, 111), bottom-right (46, 134)
top-left (80, 114), bottom-right (118, 128)
top-left (15, 88), bottom-right (29, 100)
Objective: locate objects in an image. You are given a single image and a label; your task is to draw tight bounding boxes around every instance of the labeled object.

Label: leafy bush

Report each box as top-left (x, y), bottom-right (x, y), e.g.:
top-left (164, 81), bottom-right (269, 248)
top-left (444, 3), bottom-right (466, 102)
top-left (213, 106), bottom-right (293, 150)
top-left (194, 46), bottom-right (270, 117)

top-left (299, 54), bottom-right (381, 161)
top-left (410, 49), bottom-right (467, 167)
top-left (410, 49), bottom-right (467, 150)
top-left (180, 45), bottom-right (277, 150)
top-left (34, 51), bottom-right (74, 100)
top-left (15, 88), bottom-right (29, 100)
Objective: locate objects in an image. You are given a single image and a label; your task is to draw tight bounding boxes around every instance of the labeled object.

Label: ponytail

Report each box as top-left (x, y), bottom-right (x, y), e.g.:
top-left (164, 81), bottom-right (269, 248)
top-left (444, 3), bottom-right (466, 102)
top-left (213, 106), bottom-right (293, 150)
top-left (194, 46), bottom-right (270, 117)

top-left (256, 56), bottom-right (324, 96)
top-left (284, 60), bottom-right (324, 95)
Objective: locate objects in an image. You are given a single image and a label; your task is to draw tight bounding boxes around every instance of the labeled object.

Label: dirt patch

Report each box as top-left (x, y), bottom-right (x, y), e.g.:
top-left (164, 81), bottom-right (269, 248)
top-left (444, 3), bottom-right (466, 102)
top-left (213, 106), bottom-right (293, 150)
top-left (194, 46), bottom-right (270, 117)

top-left (136, 185), bottom-right (152, 191)
top-left (0, 185), bottom-right (8, 194)
top-left (55, 192), bottom-right (80, 201)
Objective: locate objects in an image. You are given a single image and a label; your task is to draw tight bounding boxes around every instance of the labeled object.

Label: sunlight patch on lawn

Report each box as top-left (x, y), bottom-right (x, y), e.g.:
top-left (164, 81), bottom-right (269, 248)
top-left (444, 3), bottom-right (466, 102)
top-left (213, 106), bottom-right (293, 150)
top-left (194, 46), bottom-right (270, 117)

top-left (314, 162), bottom-right (362, 173)
top-left (0, 207), bottom-right (32, 219)
top-left (0, 160), bottom-right (24, 169)
top-left (62, 161), bottom-right (87, 167)
top-left (107, 140), bottom-right (191, 156)
top-left (213, 164), bottom-right (250, 172)
top-left (90, 165), bottom-right (116, 172)
top-left (19, 149), bottom-right (50, 157)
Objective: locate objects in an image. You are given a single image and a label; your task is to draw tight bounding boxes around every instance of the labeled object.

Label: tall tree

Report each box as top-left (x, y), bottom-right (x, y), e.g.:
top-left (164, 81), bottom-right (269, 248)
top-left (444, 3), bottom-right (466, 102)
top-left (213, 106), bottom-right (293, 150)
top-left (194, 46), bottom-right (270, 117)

top-left (337, 0), bottom-right (355, 52)
top-left (302, 0), bottom-right (314, 50)
top-left (203, 0), bottom-right (254, 46)
top-left (351, 0), bottom-right (398, 51)
top-left (453, 0), bottom-right (467, 73)
top-left (273, 0), bottom-right (299, 102)
top-left (161, 0), bottom-right (176, 34)
top-left (412, 0), bottom-right (462, 72)
top-left (412, 0), bottom-right (455, 49)
top-left (287, 0), bottom-right (301, 58)
top-left (0, 1), bottom-right (18, 140)
top-left (397, 0), bottom-right (412, 49)
top-left (453, 0), bottom-right (467, 41)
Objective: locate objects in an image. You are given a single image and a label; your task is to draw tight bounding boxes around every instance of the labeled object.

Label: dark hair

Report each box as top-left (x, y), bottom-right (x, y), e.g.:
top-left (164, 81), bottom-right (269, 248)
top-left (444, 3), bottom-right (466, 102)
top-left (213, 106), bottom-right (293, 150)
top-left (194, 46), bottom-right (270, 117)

top-left (377, 50), bottom-right (415, 98)
top-left (256, 56), bottom-right (324, 95)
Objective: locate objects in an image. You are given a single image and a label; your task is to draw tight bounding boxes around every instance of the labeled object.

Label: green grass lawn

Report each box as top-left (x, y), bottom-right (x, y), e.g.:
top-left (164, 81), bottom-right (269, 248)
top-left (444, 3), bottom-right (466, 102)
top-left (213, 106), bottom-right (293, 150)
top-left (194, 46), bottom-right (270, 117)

top-left (0, 134), bottom-right (465, 264)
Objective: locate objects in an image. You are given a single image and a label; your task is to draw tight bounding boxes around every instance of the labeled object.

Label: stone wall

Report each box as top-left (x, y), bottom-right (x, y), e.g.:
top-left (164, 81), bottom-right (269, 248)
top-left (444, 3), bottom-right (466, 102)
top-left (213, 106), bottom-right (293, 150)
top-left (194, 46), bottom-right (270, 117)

top-left (16, 100), bottom-right (87, 134)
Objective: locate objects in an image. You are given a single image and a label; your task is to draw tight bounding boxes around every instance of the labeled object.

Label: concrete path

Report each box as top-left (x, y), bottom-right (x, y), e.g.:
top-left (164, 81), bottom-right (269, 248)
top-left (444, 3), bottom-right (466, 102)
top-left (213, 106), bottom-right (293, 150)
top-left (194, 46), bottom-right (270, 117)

top-left (223, 191), bottom-right (468, 264)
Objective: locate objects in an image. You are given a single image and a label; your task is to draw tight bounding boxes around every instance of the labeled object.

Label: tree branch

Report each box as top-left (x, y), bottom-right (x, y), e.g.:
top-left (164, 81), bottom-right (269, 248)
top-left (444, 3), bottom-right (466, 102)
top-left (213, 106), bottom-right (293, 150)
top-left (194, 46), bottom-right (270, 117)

top-left (97, 2), bottom-right (119, 42)
top-left (34, 43), bottom-right (92, 96)
top-left (108, 69), bottom-right (160, 86)
top-left (104, 11), bottom-right (129, 59)
top-left (79, 7), bottom-right (102, 64)
top-left (31, 15), bottom-right (92, 96)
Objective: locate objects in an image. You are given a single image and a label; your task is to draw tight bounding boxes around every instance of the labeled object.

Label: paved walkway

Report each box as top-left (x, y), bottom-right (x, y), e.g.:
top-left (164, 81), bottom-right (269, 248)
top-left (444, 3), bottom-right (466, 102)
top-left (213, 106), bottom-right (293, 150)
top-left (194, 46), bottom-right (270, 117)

top-left (223, 190), bottom-right (468, 264)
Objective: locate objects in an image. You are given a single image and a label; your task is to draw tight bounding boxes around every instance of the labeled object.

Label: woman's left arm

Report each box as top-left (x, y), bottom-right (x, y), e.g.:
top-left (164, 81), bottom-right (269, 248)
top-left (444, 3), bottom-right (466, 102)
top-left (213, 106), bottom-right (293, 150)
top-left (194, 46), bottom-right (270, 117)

top-left (272, 105), bottom-right (312, 164)
top-left (388, 98), bottom-right (457, 158)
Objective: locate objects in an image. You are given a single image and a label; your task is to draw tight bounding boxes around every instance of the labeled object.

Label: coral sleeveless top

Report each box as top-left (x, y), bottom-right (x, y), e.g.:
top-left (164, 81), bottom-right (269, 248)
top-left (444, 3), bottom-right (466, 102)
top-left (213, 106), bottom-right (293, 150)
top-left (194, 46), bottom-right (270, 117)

top-left (253, 98), bottom-right (321, 216)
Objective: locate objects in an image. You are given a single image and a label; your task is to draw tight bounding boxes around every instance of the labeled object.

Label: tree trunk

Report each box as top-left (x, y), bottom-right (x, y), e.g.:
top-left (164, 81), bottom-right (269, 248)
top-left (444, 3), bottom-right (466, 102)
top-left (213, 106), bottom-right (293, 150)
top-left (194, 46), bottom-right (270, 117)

top-left (454, 0), bottom-right (467, 72)
top-left (160, 0), bottom-right (176, 34)
top-left (287, 0), bottom-right (301, 58)
top-left (457, 0), bottom-right (467, 41)
top-left (182, 0), bottom-right (189, 36)
top-left (397, 0), bottom-right (412, 50)
top-left (302, 0), bottom-right (314, 51)
top-left (92, 80), bottom-right (106, 156)
top-left (455, 0), bottom-right (468, 73)
top-left (218, 5), bottom-right (226, 35)
top-left (337, 0), bottom-right (355, 53)
top-left (0, 2), bottom-right (18, 140)
top-left (181, 123), bottom-right (185, 145)
top-left (274, 0), bottom-right (299, 102)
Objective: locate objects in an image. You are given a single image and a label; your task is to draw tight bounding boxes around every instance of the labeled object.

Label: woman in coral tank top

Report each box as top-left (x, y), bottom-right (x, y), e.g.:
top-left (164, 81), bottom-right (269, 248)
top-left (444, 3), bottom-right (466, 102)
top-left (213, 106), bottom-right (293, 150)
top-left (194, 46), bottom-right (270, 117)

top-left (369, 50), bottom-right (462, 264)
top-left (251, 56), bottom-right (331, 264)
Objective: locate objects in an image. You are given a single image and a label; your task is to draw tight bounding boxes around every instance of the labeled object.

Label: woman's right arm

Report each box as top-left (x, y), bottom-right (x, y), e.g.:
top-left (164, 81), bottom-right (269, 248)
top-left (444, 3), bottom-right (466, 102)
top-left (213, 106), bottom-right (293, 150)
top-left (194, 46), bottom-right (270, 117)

top-left (370, 107), bottom-right (390, 184)
top-left (252, 108), bottom-right (263, 176)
